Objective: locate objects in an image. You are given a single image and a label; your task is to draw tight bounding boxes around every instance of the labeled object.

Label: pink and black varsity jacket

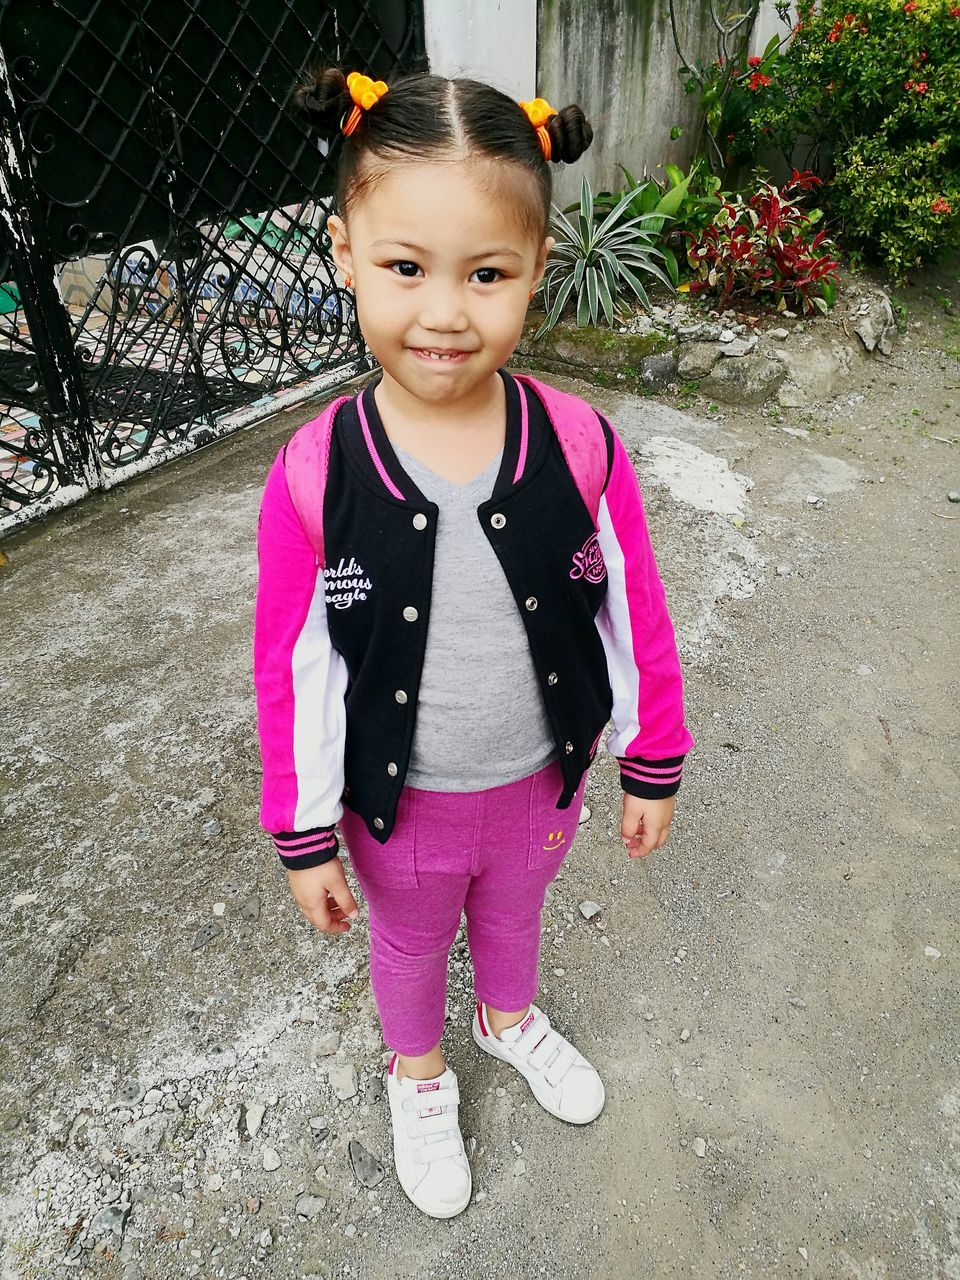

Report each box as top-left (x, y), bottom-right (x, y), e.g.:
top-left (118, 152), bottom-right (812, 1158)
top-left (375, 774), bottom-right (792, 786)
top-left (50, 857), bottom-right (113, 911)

top-left (254, 371), bottom-right (694, 870)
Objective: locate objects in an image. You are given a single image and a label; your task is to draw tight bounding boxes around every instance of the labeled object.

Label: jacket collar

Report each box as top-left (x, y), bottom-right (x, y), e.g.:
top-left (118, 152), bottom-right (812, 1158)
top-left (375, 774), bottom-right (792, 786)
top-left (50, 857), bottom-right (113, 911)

top-left (336, 370), bottom-right (549, 505)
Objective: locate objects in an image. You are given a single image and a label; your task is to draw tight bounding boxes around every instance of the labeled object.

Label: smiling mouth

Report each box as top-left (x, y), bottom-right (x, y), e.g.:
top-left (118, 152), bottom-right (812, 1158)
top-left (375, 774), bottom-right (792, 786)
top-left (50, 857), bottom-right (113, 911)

top-left (410, 348), bottom-right (471, 363)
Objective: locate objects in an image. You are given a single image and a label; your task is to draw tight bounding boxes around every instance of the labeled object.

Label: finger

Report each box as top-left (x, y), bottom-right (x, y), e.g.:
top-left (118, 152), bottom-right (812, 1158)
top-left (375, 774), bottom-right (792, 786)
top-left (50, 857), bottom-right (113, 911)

top-left (305, 896), bottom-right (334, 933)
top-left (330, 879), bottom-right (360, 922)
top-left (629, 825), bottom-right (663, 859)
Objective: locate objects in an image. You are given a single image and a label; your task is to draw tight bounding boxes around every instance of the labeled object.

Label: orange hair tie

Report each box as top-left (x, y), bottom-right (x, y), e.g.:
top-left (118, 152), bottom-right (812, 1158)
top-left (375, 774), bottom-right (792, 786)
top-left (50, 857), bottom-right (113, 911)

top-left (342, 71), bottom-right (389, 137)
top-left (519, 97), bottom-right (558, 161)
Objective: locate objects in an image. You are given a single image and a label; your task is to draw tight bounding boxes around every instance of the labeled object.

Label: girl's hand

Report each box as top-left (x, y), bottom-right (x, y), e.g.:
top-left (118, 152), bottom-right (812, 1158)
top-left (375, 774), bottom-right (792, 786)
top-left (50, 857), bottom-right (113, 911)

top-left (285, 857), bottom-right (360, 935)
top-left (620, 794), bottom-right (676, 860)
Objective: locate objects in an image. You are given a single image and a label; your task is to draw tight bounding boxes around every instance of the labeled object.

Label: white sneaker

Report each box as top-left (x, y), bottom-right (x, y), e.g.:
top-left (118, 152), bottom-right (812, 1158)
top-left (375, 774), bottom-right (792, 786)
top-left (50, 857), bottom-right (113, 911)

top-left (472, 1001), bottom-right (605, 1125)
top-left (386, 1055), bottom-right (472, 1218)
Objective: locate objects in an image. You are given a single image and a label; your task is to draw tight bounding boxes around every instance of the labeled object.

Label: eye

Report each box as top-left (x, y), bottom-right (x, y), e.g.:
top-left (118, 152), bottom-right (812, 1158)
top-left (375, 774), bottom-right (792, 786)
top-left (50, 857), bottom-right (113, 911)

top-left (471, 267), bottom-right (502, 284)
top-left (389, 260), bottom-right (421, 278)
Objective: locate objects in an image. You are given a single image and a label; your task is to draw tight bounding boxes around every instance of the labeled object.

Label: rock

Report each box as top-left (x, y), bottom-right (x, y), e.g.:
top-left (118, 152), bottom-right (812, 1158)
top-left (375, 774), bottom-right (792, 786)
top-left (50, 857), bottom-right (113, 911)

top-left (202, 818), bottom-right (222, 838)
top-left (677, 342), bottom-right (721, 380)
top-left (212, 902), bottom-right (226, 917)
top-left (309, 1115), bottom-right (330, 1136)
top-left (700, 354), bottom-right (786, 406)
top-left (364, 1076), bottom-right (383, 1105)
top-left (245, 1196), bottom-right (261, 1213)
top-left (312, 1031), bottom-right (341, 1058)
top-left (925, 946), bottom-right (941, 959)
top-left (328, 1063), bottom-right (358, 1101)
top-left (121, 1115), bottom-right (169, 1155)
top-left (240, 894), bottom-right (261, 922)
top-left (191, 922), bottom-right (223, 951)
top-left (295, 1193), bottom-right (326, 1219)
top-left (776, 564), bottom-right (793, 577)
top-left (850, 293), bottom-right (897, 355)
top-left (768, 327), bottom-right (789, 340)
top-left (639, 352), bottom-right (678, 390)
top-left (719, 336), bottom-right (757, 358)
top-left (693, 1137), bottom-right (707, 1158)
top-left (578, 804), bottom-right (592, 825)
top-left (245, 1102), bottom-right (266, 1138)
top-left (805, 494), bottom-right (823, 507)
top-left (718, 328), bottom-right (735, 343)
top-left (512, 1158), bottom-right (526, 1177)
top-left (799, 1246), bottom-right (809, 1261)
top-left (118, 1080), bottom-right (144, 1107)
top-left (679, 1028), bottom-right (691, 1043)
top-left (579, 901), bottom-right (602, 921)
top-left (262, 1147), bottom-right (281, 1171)
top-left (90, 1204), bottom-right (130, 1236)
top-left (769, 334), bottom-right (859, 403)
top-left (948, 492), bottom-right (960, 504)
top-left (344, 1223), bottom-right (357, 1238)
top-left (856, 663), bottom-right (874, 676)
top-left (195, 1097), bottom-right (215, 1122)
top-left (206, 1173), bottom-right (223, 1192)
top-left (349, 1139), bottom-right (385, 1188)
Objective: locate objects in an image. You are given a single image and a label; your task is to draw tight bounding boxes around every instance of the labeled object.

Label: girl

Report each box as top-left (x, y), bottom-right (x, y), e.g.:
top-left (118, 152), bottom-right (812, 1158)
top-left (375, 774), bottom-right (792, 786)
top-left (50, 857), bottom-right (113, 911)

top-left (254, 67), bottom-right (694, 1220)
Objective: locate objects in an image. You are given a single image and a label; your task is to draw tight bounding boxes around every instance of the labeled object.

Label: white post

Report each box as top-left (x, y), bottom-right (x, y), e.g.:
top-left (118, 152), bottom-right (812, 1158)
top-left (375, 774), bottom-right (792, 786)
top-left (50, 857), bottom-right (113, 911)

top-left (751, 0), bottom-right (793, 58)
top-left (422, 0), bottom-right (538, 99)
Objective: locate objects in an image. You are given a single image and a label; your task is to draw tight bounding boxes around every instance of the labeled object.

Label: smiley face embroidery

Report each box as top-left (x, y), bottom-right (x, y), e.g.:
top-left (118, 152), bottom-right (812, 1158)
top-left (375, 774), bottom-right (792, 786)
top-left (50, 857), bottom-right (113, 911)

top-left (543, 831), bottom-right (566, 851)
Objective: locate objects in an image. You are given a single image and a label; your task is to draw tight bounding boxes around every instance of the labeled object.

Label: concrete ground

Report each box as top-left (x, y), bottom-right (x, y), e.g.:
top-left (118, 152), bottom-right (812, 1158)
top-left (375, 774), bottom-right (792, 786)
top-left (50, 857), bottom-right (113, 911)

top-left (0, 278), bottom-right (958, 1280)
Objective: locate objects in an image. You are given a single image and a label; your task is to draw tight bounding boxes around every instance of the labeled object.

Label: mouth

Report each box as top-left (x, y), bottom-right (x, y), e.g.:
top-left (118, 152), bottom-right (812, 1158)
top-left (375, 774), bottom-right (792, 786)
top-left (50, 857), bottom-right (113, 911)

top-left (409, 347), bottom-right (472, 364)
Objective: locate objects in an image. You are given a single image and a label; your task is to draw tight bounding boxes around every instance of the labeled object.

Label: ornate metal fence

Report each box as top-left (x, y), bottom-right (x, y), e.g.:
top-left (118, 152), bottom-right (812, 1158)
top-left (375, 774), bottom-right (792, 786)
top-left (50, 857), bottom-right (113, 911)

top-left (0, 0), bottom-right (426, 529)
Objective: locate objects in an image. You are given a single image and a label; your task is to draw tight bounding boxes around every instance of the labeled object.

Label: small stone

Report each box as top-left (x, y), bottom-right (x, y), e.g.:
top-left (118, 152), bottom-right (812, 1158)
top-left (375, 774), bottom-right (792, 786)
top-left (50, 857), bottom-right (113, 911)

top-left (262, 1147), bottom-right (281, 1171)
top-left (776, 564), bottom-right (792, 577)
top-left (948, 491), bottom-right (960, 504)
top-left (295, 1194), bottom-right (326, 1220)
top-left (579, 901), bottom-right (602, 921)
top-left (693, 1137), bottom-right (707, 1158)
top-left (789, 997), bottom-right (807, 1009)
top-left (513, 1158), bottom-right (526, 1177)
top-left (349, 1139), bottom-right (385, 1188)
top-left (718, 328), bottom-right (735, 343)
top-left (553, 967), bottom-right (565, 977)
top-left (465, 1137), bottom-right (477, 1159)
top-left (643, 1012), bottom-right (654, 1022)
top-left (195, 1097), bottom-right (215, 1122)
top-left (309, 1115), bottom-right (330, 1135)
top-left (245, 1102), bottom-right (266, 1137)
top-left (719, 336), bottom-right (757, 358)
top-left (768, 327), bottom-right (789, 340)
top-left (364, 1076), bottom-right (383, 1105)
top-left (202, 818), bottom-right (222, 838)
top-left (578, 805), bottom-right (592, 825)
top-left (118, 1079), bottom-right (145, 1106)
top-left (257, 1228), bottom-right (273, 1250)
top-left (212, 902), bottom-right (226, 917)
top-left (245, 1196), bottom-right (261, 1214)
top-left (312, 1031), bottom-right (341, 1058)
top-left (925, 946), bottom-right (941, 959)
top-left (856, 664), bottom-right (874, 677)
top-left (679, 1028), bottom-right (691, 1043)
top-left (240, 894), bottom-right (261, 922)
top-left (344, 1223), bottom-right (357, 1238)
top-left (191, 922), bottom-right (223, 951)
top-left (805, 493), bottom-right (823, 507)
top-left (799, 1247), bottom-right (809, 1261)
top-left (328, 1063), bottom-right (359, 1101)
top-left (206, 1173), bottom-right (223, 1192)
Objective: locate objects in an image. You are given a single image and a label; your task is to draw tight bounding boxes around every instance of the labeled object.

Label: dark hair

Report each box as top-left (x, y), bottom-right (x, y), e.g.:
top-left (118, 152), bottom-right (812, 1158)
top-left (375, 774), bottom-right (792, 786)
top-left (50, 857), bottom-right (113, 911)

top-left (294, 68), bottom-right (593, 238)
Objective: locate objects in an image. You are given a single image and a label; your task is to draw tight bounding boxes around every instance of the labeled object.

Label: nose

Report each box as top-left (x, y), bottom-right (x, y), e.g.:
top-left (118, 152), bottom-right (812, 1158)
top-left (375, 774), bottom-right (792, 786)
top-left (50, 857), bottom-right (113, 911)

top-left (418, 279), bottom-right (469, 333)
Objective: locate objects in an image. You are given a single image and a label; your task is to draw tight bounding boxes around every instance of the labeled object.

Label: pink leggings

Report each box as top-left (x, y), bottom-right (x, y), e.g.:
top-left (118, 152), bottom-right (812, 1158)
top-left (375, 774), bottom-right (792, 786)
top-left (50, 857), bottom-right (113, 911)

top-left (338, 760), bottom-right (586, 1056)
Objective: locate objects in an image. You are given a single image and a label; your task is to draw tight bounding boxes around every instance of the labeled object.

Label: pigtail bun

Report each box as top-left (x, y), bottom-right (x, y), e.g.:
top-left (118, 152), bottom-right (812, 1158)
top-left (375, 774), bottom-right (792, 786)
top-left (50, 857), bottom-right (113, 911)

top-left (293, 65), bottom-right (352, 131)
top-left (546, 104), bottom-right (593, 164)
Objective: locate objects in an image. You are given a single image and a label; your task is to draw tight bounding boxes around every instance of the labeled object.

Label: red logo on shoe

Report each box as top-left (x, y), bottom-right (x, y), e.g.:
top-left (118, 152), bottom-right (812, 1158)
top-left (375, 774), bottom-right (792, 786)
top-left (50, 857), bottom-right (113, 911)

top-left (519, 1012), bottom-right (535, 1034)
top-left (416, 1081), bottom-right (440, 1093)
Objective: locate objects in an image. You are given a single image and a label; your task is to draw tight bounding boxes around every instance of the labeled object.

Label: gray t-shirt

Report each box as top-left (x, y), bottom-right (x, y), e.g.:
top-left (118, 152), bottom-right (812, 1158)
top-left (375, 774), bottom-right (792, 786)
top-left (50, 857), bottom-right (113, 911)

top-left (392, 442), bottom-right (556, 791)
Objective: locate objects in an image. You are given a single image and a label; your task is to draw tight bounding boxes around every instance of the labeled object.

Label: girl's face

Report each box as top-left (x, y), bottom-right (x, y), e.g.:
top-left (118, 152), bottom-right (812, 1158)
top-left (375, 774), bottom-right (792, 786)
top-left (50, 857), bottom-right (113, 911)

top-left (328, 160), bottom-right (554, 410)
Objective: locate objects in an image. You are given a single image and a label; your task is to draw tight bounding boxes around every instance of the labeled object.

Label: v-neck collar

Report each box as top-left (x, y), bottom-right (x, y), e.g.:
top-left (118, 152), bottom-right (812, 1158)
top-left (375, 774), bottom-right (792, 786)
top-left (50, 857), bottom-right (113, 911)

top-left (352, 369), bottom-right (532, 507)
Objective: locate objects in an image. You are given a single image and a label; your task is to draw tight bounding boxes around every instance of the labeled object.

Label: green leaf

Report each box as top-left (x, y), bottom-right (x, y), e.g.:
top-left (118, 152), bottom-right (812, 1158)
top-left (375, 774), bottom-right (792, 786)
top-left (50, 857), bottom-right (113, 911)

top-left (576, 275), bottom-right (591, 327)
top-left (617, 262), bottom-right (652, 313)
top-left (821, 278), bottom-right (836, 308)
top-left (656, 170), bottom-right (693, 218)
top-left (662, 245), bottom-right (680, 288)
top-left (670, 125), bottom-right (684, 140)
top-left (597, 268), bottom-right (615, 326)
top-left (534, 274), bottom-right (576, 338)
top-left (580, 175), bottom-right (594, 232)
top-left (664, 163), bottom-right (685, 189)
top-left (585, 266), bottom-right (599, 327)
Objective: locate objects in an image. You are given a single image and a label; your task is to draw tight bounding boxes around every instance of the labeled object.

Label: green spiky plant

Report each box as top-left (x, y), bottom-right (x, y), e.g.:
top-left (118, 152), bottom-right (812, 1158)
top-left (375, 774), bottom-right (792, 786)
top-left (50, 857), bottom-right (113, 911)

top-left (535, 177), bottom-right (675, 338)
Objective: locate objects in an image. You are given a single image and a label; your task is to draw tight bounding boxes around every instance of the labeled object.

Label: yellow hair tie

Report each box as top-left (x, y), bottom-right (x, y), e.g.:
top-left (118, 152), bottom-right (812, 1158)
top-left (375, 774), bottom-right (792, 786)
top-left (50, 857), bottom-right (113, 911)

top-left (342, 71), bottom-right (389, 137)
top-left (519, 97), bottom-right (558, 160)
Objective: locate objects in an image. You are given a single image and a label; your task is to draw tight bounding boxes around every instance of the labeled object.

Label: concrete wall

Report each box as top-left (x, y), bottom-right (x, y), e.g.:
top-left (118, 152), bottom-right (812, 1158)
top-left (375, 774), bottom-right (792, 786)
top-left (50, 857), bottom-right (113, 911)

top-left (423, 0), bottom-right (537, 101)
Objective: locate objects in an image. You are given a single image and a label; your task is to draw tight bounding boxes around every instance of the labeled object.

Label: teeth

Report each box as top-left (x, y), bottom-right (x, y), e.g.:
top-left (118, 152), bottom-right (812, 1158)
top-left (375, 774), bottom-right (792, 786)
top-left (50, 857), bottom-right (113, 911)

top-left (421, 350), bottom-right (459, 360)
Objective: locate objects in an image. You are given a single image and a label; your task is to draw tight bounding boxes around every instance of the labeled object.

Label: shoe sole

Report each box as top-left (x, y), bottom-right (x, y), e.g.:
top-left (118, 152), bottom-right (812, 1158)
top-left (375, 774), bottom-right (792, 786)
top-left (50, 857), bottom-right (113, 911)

top-left (472, 1024), bottom-right (604, 1125)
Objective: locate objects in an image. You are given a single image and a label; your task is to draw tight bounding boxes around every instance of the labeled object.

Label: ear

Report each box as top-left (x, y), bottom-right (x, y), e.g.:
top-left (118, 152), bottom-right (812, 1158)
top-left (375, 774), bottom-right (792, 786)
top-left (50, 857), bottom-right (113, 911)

top-left (533, 234), bottom-right (556, 288)
top-left (327, 215), bottom-right (354, 279)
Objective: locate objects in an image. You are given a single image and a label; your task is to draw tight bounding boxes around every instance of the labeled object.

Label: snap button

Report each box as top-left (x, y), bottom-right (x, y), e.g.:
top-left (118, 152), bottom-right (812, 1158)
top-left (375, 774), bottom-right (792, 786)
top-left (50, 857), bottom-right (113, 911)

top-left (374, 817), bottom-right (384, 830)
top-left (547, 672), bottom-right (558, 686)
top-left (564, 741), bottom-right (574, 754)
top-left (490, 513), bottom-right (506, 530)
top-left (402, 606), bottom-right (419, 622)
top-left (525, 596), bottom-right (538, 611)
top-left (412, 513), bottom-right (428, 531)
top-left (387, 762), bottom-right (398, 777)
top-left (395, 690), bottom-right (408, 705)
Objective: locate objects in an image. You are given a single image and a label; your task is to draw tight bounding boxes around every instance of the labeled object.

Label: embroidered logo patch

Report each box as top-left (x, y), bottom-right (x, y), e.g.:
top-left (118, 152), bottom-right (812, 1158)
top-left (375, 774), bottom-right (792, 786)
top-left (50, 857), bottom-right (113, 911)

top-left (569, 532), bottom-right (606, 583)
top-left (324, 556), bottom-right (372, 610)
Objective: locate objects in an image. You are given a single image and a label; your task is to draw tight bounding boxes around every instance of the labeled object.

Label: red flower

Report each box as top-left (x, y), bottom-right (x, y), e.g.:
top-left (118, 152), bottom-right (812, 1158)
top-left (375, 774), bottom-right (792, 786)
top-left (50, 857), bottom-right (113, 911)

top-left (903, 1), bottom-right (918, 11)
top-left (931, 198), bottom-right (953, 214)
top-left (919, 50), bottom-right (927, 60)
top-left (915, 81), bottom-right (928, 93)
top-left (748, 55), bottom-right (762, 68)
top-left (828, 29), bottom-right (840, 40)
top-left (747, 72), bottom-right (772, 90)
top-left (951, 6), bottom-right (960, 15)
top-left (843, 13), bottom-right (856, 23)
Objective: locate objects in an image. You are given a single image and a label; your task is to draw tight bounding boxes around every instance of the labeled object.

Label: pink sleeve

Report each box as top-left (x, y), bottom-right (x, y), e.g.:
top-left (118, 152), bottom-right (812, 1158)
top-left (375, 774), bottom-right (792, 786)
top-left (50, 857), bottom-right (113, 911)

top-left (595, 430), bottom-right (694, 798)
top-left (253, 448), bottom-right (348, 867)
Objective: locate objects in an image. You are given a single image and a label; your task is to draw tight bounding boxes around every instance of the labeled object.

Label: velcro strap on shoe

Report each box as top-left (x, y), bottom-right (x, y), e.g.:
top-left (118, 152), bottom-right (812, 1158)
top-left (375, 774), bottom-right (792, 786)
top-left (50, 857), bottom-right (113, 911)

top-left (544, 1043), bottom-right (579, 1089)
top-left (414, 1135), bottom-right (463, 1164)
top-left (407, 1110), bottom-right (458, 1139)
top-left (527, 1028), bottom-right (563, 1069)
top-left (402, 1085), bottom-right (459, 1114)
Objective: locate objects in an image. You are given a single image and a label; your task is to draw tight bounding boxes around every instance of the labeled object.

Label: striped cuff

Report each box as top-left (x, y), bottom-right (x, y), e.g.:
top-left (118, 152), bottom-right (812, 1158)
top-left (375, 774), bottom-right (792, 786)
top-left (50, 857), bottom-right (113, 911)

top-left (618, 754), bottom-right (685, 800)
top-left (271, 825), bottom-right (340, 870)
